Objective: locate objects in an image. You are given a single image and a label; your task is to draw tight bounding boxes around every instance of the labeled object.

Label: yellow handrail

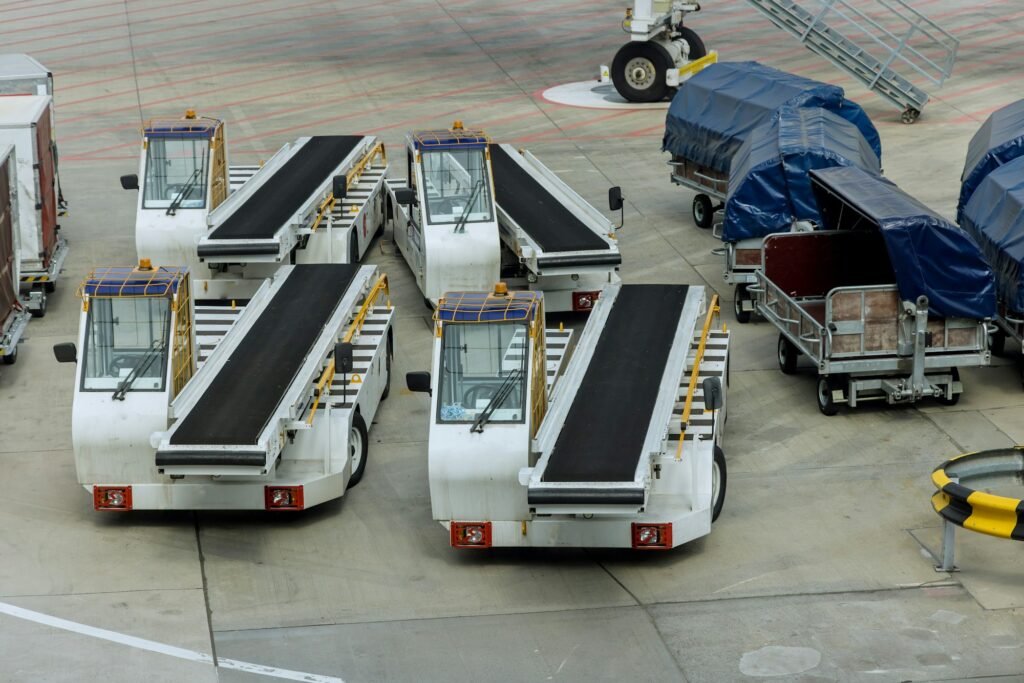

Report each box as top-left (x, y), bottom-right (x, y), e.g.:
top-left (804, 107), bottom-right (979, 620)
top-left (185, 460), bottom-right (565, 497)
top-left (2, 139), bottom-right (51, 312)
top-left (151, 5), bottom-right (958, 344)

top-left (675, 294), bottom-right (720, 460)
top-left (310, 141), bottom-right (387, 233)
top-left (306, 274), bottom-right (391, 425)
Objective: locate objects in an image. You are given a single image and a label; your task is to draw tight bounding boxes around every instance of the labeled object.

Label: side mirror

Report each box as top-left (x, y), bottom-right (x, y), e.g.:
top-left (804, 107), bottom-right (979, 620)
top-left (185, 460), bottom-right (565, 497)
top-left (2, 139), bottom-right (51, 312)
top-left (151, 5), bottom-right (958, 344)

top-left (406, 371), bottom-right (431, 396)
top-left (120, 174), bottom-right (138, 191)
top-left (332, 175), bottom-right (347, 202)
top-left (702, 376), bottom-right (723, 411)
top-left (334, 341), bottom-right (354, 374)
top-left (53, 342), bottom-right (77, 363)
top-left (394, 187), bottom-right (417, 206)
top-left (608, 186), bottom-right (623, 211)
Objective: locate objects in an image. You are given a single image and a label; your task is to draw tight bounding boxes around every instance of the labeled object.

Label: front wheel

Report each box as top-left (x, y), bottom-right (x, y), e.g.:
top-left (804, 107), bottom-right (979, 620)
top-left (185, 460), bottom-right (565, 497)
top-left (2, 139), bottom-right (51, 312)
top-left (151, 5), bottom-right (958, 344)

top-left (692, 193), bottom-right (714, 229)
top-left (675, 25), bottom-right (707, 61)
top-left (777, 334), bottom-right (798, 375)
top-left (711, 445), bottom-right (727, 522)
top-left (611, 41), bottom-right (673, 103)
top-left (347, 412), bottom-right (369, 489)
top-left (817, 375), bottom-right (841, 416)
top-left (734, 284), bottom-right (751, 324)
top-left (990, 328), bottom-right (1007, 357)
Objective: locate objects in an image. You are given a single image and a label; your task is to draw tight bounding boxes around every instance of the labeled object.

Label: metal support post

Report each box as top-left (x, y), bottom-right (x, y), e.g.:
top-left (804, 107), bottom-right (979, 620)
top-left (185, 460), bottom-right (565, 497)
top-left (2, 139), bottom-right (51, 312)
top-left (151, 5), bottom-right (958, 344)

top-left (934, 519), bottom-right (958, 572)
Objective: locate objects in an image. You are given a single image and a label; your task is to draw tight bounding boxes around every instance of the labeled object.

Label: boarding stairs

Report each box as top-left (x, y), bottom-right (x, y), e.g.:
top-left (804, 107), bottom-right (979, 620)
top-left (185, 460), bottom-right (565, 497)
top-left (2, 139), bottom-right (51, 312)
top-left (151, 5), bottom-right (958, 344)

top-left (667, 329), bottom-right (730, 447)
top-left (744, 0), bottom-right (959, 122)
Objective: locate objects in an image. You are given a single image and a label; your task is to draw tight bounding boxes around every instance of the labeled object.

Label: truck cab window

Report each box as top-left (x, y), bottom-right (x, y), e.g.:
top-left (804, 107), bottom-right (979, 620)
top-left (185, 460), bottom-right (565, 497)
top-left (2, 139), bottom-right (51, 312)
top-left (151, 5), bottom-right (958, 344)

top-left (421, 148), bottom-right (493, 225)
top-left (143, 137), bottom-right (209, 209)
top-left (82, 297), bottom-right (170, 391)
top-left (438, 322), bottom-right (526, 424)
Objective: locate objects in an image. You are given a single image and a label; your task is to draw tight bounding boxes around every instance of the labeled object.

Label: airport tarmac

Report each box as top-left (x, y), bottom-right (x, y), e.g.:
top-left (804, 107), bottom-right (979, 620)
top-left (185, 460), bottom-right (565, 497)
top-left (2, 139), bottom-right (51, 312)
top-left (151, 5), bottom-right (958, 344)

top-left (0, 0), bottom-right (1022, 681)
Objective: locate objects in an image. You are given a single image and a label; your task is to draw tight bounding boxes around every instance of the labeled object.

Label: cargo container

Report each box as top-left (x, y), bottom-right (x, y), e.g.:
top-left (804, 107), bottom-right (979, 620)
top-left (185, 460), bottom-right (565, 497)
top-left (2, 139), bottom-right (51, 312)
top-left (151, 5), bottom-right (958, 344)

top-left (0, 144), bottom-right (30, 368)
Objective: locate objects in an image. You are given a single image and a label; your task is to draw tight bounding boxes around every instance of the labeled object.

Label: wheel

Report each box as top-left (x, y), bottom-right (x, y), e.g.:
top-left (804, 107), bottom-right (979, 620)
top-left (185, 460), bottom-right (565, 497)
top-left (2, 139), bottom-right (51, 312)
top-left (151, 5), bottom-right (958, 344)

top-left (711, 445), bottom-right (727, 522)
top-left (346, 412), bottom-right (369, 489)
top-left (611, 41), bottom-right (673, 103)
top-left (380, 335), bottom-right (393, 400)
top-left (30, 290), bottom-right (46, 318)
top-left (349, 232), bottom-right (359, 264)
top-left (816, 375), bottom-right (841, 416)
top-left (777, 334), bottom-right (798, 375)
top-left (675, 25), bottom-right (707, 61)
top-left (937, 368), bottom-right (961, 406)
top-left (990, 328), bottom-right (1007, 357)
top-left (692, 193), bottom-right (714, 229)
top-left (734, 284), bottom-right (751, 324)
top-left (43, 280), bottom-right (56, 294)
top-left (901, 108), bottom-right (920, 124)
top-left (423, 297), bottom-right (434, 311)
top-left (1, 345), bottom-right (17, 365)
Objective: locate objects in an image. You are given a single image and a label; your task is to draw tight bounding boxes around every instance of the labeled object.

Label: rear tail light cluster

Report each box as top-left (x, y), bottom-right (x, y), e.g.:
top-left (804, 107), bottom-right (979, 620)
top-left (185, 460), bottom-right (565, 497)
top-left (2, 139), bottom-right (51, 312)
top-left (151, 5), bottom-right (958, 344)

top-left (450, 521), bottom-right (492, 548)
top-left (631, 522), bottom-right (672, 549)
top-left (264, 485), bottom-right (304, 511)
top-left (572, 290), bottom-right (600, 312)
top-left (94, 486), bottom-right (132, 511)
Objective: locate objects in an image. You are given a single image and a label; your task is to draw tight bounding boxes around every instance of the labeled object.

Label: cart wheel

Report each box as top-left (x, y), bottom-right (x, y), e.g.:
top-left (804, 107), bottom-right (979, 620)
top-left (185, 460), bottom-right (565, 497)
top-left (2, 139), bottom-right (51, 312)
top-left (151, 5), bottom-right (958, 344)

top-left (816, 375), bottom-right (841, 416)
top-left (692, 194), bottom-right (714, 229)
top-left (347, 411), bottom-right (369, 489)
top-left (901, 108), bottom-right (920, 124)
top-left (734, 284), bottom-right (751, 324)
top-left (777, 334), bottom-right (798, 375)
top-left (937, 368), bottom-right (961, 406)
top-left (990, 328), bottom-right (1007, 357)
top-left (611, 41), bottom-right (673, 103)
top-left (43, 280), bottom-right (56, 294)
top-left (711, 445), bottom-right (727, 522)
top-left (30, 290), bottom-right (46, 318)
top-left (1, 345), bottom-right (17, 365)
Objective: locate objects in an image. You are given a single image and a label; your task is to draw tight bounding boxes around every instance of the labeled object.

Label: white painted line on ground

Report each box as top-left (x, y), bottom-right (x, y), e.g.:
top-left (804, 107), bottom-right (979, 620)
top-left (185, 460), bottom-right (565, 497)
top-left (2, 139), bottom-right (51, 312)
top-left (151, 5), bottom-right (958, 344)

top-left (0, 600), bottom-right (344, 683)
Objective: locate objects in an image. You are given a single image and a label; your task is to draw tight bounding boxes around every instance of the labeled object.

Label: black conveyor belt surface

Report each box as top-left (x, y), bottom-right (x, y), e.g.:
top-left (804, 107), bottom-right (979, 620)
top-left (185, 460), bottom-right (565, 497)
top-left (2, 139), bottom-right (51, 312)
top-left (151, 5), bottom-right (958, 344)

top-left (209, 136), bottom-right (362, 240)
top-left (490, 144), bottom-right (611, 254)
top-left (169, 264), bottom-right (360, 447)
top-left (542, 285), bottom-right (690, 483)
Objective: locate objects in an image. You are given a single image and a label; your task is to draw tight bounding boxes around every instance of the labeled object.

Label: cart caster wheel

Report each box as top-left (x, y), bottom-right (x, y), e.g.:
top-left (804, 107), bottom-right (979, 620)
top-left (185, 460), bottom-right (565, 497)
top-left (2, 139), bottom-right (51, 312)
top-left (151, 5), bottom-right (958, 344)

top-left (777, 333), bottom-right (798, 375)
top-left (43, 281), bottom-right (56, 294)
top-left (937, 367), bottom-right (961, 406)
top-left (611, 40), bottom-right (673, 103)
top-left (734, 284), bottom-right (751, 324)
top-left (711, 445), bottom-right (727, 522)
top-left (817, 375), bottom-right (842, 416)
top-left (692, 193), bottom-right (714, 229)
top-left (1, 345), bottom-right (16, 365)
top-left (989, 328), bottom-right (1007, 357)
top-left (901, 108), bottom-right (920, 124)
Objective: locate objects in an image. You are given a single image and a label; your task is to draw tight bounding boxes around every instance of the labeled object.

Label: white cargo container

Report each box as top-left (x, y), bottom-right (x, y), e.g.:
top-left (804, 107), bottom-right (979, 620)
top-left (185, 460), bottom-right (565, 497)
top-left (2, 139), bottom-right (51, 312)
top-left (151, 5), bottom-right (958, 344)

top-left (0, 145), bottom-right (30, 368)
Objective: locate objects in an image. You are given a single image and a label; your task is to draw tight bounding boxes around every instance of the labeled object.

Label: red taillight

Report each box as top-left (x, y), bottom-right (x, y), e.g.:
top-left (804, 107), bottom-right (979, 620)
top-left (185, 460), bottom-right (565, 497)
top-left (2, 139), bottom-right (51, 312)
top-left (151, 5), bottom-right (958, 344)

top-left (94, 486), bottom-right (132, 511)
top-left (264, 485), bottom-right (304, 511)
top-left (631, 523), bottom-right (672, 549)
top-left (572, 290), bottom-right (600, 312)
top-left (450, 521), bottom-right (492, 548)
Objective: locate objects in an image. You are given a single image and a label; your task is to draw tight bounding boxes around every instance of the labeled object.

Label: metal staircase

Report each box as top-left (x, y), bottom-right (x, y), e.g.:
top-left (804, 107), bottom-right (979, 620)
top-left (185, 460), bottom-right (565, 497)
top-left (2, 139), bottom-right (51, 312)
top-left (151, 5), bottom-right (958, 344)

top-left (744, 0), bottom-right (960, 123)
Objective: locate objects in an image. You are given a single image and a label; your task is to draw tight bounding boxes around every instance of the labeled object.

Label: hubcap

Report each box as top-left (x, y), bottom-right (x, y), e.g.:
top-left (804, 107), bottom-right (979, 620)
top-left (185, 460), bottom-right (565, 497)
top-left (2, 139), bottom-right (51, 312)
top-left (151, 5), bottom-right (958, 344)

top-left (711, 459), bottom-right (721, 507)
top-left (625, 57), bottom-right (656, 89)
top-left (778, 339), bottom-right (786, 366)
top-left (350, 426), bottom-right (363, 472)
top-left (818, 380), bottom-right (829, 407)
top-left (694, 201), bottom-right (705, 221)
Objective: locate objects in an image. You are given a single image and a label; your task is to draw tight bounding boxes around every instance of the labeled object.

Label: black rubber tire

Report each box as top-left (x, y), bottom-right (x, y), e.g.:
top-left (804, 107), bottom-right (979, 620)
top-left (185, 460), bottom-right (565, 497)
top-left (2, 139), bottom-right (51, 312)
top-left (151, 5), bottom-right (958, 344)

top-left (349, 231), bottom-right (359, 264)
top-left (937, 368), bottom-right (961, 406)
top-left (777, 334), bottom-right (798, 375)
top-left (30, 291), bottom-right (46, 318)
top-left (1, 345), bottom-right (16, 365)
top-left (817, 375), bottom-right (840, 416)
top-left (380, 334), bottom-right (393, 401)
top-left (347, 412), bottom-right (369, 489)
top-left (43, 281), bottom-right (56, 294)
top-left (734, 284), bottom-right (751, 324)
top-left (611, 41), bottom-right (673, 103)
top-left (711, 445), bottom-right (727, 523)
top-left (692, 193), bottom-right (714, 229)
top-left (675, 25), bottom-right (707, 61)
top-left (990, 328), bottom-right (1007, 357)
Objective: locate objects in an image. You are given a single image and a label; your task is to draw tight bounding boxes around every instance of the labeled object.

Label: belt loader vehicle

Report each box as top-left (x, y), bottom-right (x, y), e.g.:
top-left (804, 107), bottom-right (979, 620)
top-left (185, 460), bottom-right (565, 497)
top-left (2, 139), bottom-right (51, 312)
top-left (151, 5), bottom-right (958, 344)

top-left (52, 261), bottom-right (394, 511)
top-left (122, 111), bottom-right (388, 298)
top-left (405, 282), bottom-right (729, 549)
top-left (388, 123), bottom-right (622, 312)
top-left (0, 145), bottom-right (30, 371)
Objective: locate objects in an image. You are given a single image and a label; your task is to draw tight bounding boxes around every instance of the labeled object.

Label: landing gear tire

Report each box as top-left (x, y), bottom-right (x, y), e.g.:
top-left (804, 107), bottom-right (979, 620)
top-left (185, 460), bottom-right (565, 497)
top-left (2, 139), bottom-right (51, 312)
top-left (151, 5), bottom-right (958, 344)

top-left (675, 25), bottom-right (707, 61)
top-left (611, 40), bottom-right (673, 103)
top-left (817, 375), bottom-right (842, 416)
top-left (901, 108), bottom-right (920, 124)
top-left (1, 345), bottom-right (17, 365)
top-left (734, 284), bottom-right (751, 324)
top-left (778, 334), bottom-right (798, 375)
top-left (346, 412), bottom-right (369, 489)
top-left (711, 445), bottom-right (727, 522)
top-left (937, 367), bottom-right (961, 406)
top-left (692, 193), bottom-right (714, 229)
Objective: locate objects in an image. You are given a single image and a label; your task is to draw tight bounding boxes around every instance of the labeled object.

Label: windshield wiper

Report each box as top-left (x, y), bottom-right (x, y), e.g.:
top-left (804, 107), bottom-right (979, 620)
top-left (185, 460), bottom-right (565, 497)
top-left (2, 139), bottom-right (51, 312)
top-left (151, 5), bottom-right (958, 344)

top-left (166, 167), bottom-right (202, 216)
top-left (470, 367), bottom-right (522, 433)
top-left (112, 340), bottom-right (166, 401)
top-left (453, 179), bottom-right (484, 234)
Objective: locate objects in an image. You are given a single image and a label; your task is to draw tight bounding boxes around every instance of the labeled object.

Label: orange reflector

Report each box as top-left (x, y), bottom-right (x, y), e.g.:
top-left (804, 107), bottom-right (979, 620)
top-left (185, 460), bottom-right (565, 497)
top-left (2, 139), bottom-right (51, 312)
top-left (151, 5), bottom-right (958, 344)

top-left (93, 486), bottom-right (132, 511)
top-left (264, 485), bottom-right (304, 511)
top-left (450, 521), bottom-right (492, 548)
top-left (631, 522), bottom-right (672, 549)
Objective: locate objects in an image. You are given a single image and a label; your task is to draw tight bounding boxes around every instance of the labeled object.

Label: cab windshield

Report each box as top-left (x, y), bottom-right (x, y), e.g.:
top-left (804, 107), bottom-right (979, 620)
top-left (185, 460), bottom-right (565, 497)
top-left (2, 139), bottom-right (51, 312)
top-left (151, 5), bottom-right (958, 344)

top-left (421, 148), bottom-right (493, 225)
top-left (82, 297), bottom-right (170, 392)
top-left (438, 322), bottom-right (526, 424)
top-left (143, 137), bottom-right (209, 209)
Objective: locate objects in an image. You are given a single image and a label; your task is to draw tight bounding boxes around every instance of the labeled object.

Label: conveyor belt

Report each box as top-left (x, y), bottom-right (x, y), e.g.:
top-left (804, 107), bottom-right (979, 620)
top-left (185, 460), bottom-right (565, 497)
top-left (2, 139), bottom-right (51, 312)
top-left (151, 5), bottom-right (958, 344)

top-left (162, 264), bottom-right (359, 460)
top-left (541, 284), bottom-right (690, 485)
top-left (208, 136), bottom-right (362, 241)
top-left (490, 144), bottom-right (615, 257)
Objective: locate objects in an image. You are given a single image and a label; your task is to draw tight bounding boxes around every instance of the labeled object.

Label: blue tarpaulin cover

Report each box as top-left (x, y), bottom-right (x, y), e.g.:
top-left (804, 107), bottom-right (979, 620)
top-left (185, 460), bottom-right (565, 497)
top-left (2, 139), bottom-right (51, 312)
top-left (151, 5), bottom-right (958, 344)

top-left (960, 155), bottom-right (1024, 313)
top-left (722, 106), bottom-right (881, 242)
top-left (662, 61), bottom-right (881, 174)
top-left (958, 99), bottom-right (1024, 223)
top-left (810, 166), bottom-right (996, 320)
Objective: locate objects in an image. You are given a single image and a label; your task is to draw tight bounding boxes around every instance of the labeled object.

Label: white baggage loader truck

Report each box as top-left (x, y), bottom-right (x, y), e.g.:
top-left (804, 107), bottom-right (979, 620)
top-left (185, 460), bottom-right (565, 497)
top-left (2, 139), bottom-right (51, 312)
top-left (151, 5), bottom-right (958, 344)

top-left (388, 123), bottom-right (622, 312)
top-left (53, 261), bottom-right (394, 511)
top-left (406, 282), bottom-right (730, 549)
